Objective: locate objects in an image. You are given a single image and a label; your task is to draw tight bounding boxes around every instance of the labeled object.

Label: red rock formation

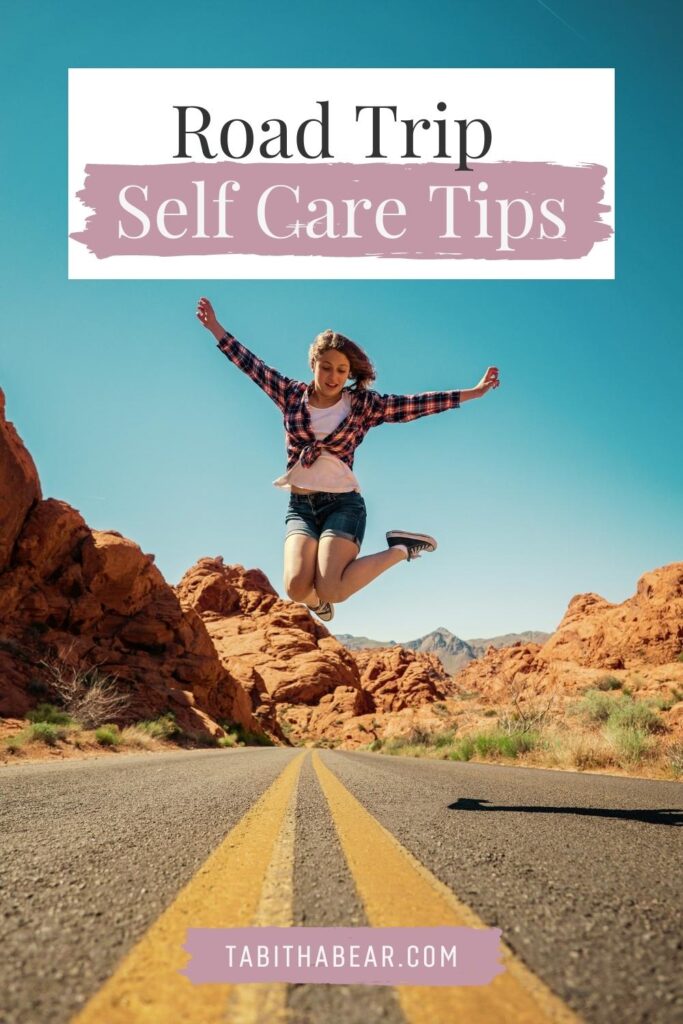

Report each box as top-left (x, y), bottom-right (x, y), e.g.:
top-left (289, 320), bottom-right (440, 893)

top-left (541, 564), bottom-right (683, 669)
top-left (0, 390), bottom-right (257, 739)
top-left (455, 564), bottom-right (683, 707)
top-left (177, 558), bottom-right (361, 711)
top-left (175, 559), bottom-right (459, 747)
top-left (0, 390), bottom-right (41, 572)
top-left (353, 645), bottom-right (452, 711)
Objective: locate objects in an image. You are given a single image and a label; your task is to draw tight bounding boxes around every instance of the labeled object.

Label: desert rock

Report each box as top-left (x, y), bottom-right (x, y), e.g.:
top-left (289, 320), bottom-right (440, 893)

top-left (0, 389), bottom-right (259, 739)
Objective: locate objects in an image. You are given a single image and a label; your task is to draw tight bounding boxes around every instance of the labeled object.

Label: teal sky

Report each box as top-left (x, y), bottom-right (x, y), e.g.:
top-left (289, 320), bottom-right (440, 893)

top-left (1, 2), bottom-right (681, 642)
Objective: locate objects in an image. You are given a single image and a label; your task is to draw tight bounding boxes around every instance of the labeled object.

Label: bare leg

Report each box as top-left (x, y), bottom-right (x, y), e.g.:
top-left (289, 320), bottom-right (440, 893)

top-left (283, 534), bottom-right (320, 605)
top-left (315, 536), bottom-right (406, 604)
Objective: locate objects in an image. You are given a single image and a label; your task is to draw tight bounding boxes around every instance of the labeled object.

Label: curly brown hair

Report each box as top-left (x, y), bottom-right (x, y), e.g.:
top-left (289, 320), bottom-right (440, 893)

top-left (308, 329), bottom-right (376, 391)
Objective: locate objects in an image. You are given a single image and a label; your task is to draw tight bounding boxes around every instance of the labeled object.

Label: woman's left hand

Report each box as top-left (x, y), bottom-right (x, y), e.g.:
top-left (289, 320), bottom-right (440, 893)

top-left (475, 366), bottom-right (500, 396)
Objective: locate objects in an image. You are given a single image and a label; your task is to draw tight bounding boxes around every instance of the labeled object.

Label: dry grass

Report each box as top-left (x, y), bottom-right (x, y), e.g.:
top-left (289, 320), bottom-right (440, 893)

top-left (37, 647), bottom-right (131, 728)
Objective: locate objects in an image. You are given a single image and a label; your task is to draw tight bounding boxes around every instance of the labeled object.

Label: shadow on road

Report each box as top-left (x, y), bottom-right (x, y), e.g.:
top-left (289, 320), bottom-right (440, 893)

top-left (447, 797), bottom-right (683, 826)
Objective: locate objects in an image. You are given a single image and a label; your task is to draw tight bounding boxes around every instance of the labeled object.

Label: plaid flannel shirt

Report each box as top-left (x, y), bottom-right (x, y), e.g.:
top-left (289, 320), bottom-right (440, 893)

top-left (217, 333), bottom-right (461, 471)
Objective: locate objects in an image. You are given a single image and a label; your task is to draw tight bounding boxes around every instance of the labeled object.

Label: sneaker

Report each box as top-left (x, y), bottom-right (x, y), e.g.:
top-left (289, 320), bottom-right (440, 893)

top-left (310, 601), bottom-right (335, 622)
top-left (386, 530), bottom-right (438, 561)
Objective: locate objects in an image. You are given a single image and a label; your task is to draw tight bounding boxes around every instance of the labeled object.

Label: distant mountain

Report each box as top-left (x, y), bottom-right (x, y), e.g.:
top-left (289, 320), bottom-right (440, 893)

top-left (334, 633), bottom-right (398, 651)
top-left (335, 627), bottom-right (551, 673)
top-left (467, 631), bottom-right (551, 659)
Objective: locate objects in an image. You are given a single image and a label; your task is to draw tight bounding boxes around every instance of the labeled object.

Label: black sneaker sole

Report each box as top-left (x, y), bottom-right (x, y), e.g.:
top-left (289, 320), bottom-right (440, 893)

top-left (386, 531), bottom-right (438, 552)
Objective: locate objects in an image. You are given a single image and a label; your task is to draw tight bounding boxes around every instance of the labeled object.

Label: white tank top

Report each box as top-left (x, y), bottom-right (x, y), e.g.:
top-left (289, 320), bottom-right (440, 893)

top-left (272, 392), bottom-right (361, 492)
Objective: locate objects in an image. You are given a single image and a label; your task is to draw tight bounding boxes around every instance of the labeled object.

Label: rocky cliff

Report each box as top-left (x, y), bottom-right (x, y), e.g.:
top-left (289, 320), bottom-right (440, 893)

top-left (0, 390), bottom-right (257, 739)
top-left (455, 563), bottom-right (683, 705)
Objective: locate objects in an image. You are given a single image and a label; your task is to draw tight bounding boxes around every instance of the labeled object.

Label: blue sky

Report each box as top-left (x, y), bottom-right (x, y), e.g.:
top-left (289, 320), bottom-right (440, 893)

top-left (1, 2), bottom-right (681, 642)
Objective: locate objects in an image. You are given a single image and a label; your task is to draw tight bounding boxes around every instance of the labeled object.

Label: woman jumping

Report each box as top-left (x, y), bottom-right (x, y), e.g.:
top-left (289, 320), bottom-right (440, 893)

top-left (197, 297), bottom-right (500, 622)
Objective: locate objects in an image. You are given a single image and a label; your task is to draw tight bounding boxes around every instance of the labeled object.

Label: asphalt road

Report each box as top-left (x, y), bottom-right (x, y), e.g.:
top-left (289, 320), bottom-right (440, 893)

top-left (1, 748), bottom-right (681, 1024)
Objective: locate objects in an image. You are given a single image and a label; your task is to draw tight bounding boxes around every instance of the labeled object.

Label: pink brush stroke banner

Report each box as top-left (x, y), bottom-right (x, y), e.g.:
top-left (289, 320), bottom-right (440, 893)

top-left (71, 161), bottom-right (611, 260)
top-left (180, 926), bottom-right (503, 986)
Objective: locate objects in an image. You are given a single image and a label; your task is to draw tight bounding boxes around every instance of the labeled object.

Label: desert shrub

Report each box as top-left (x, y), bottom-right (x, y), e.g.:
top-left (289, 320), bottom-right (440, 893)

top-left (431, 702), bottom-right (449, 718)
top-left (26, 702), bottom-right (74, 725)
top-left (37, 650), bottom-right (131, 728)
top-left (608, 698), bottom-right (664, 734)
top-left (4, 732), bottom-right (28, 753)
top-left (28, 722), bottom-right (67, 746)
top-left (434, 729), bottom-right (457, 748)
top-left (218, 721), bottom-right (274, 746)
top-left (119, 725), bottom-right (156, 749)
top-left (606, 725), bottom-right (654, 766)
top-left (217, 733), bottom-right (237, 748)
top-left (667, 742), bottom-right (683, 778)
top-left (137, 713), bottom-right (181, 739)
top-left (573, 691), bottom-right (614, 724)
top-left (595, 675), bottom-right (622, 691)
top-left (471, 730), bottom-right (540, 759)
top-left (560, 732), bottom-right (615, 770)
top-left (449, 737), bottom-right (475, 761)
top-left (369, 738), bottom-right (383, 752)
top-left (382, 736), bottom-right (407, 753)
top-left (95, 724), bottom-right (121, 746)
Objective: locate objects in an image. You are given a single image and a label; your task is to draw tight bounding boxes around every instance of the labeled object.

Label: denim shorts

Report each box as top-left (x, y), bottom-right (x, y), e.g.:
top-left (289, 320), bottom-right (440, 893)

top-left (285, 491), bottom-right (367, 548)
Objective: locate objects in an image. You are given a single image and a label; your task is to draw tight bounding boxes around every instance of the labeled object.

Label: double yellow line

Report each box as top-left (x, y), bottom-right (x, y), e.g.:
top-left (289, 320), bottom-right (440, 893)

top-left (71, 754), bottom-right (304, 1024)
top-left (72, 752), bottom-right (581, 1024)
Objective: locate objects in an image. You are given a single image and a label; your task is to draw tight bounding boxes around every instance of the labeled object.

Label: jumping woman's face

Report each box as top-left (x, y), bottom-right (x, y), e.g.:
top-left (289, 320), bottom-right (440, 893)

top-left (312, 349), bottom-right (351, 403)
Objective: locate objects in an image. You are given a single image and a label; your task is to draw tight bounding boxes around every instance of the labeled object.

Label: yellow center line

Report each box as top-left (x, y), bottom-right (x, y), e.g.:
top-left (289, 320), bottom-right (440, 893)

top-left (313, 752), bottom-right (582, 1024)
top-left (224, 772), bottom-right (299, 1024)
top-left (71, 753), bottom-right (305, 1024)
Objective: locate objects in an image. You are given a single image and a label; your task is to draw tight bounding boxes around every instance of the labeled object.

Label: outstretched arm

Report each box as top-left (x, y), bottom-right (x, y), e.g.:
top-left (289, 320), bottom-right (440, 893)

top-left (196, 296), bottom-right (293, 412)
top-left (370, 366), bottom-right (500, 424)
top-left (458, 366), bottom-right (500, 403)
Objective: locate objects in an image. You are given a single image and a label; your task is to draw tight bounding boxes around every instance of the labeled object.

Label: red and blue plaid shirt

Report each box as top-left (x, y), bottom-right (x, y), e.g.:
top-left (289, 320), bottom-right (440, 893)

top-left (217, 333), bottom-right (461, 472)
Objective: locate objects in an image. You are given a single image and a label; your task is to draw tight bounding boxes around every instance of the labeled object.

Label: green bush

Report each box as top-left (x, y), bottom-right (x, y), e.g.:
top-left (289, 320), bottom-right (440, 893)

top-left (574, 691), bottom-right (615, 723)
top-left (95, 724), bottom-right (121, 746)
top-left (28, 722), bottom-right (67, 746)
top-left (472, 730), bottom-right (540, 758)
top-left (608, 697), bottom-right (664, 734)
top-left (217, 733), bottom-right (237, 748)
top-left (4, 732), bottom-right (28, 753)
top-left (369, 738), bottom-right (383, 752)
top-left (449, 737), bottom-right (475, 761)
top-left (218, 721), bottom-right (274, 746)
top-left (137, 713), bottom-right (181, 739)
top-left (27, 702), bottom-right (74, 725)
top-left (607, 725), bottom-right (653, 766)
top-left (434, 729), bottom-right (457, 748)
